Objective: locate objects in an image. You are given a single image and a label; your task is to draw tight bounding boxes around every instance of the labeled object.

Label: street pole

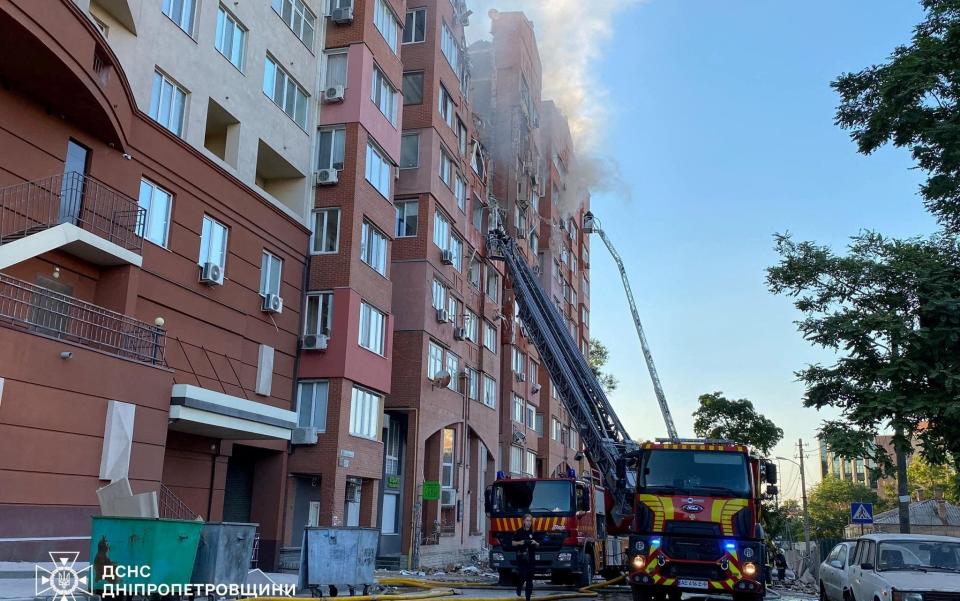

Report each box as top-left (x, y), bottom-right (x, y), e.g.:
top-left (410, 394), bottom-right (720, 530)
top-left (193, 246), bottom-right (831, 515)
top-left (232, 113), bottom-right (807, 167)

top-left (798, 439), bottom-right (812, 559)
top-left (895, 425), bottom-right (911, 534)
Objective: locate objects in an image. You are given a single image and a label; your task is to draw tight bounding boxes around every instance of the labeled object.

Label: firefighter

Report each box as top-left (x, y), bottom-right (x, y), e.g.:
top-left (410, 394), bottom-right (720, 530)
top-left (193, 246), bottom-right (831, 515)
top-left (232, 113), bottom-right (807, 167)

top-left (774, 548), bottom-right (787, 581)
top-left (511, 514), bottom-right (539, 600)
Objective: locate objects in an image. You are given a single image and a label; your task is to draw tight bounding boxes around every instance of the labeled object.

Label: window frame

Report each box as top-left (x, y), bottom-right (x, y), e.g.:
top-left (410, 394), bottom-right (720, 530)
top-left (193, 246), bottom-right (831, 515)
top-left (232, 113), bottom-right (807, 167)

top-left (215, 4), bottom-right (247, 71)
top-left (303, 291), bottom-right (334, 337)
top-left (373, 0), bottom-right (400, 54)
top-left (358, 301), bottom-right (387, 355)
top-left (402, 71), bottom-right (424, 105)
top-left (296, 380), bottom-right (329, 430)
top-left (403, 8), bottom-right (426, 44)
top-left (349, 385), bottom-right (382, 440)
top-left (482, 374), bottom-right (496, 408)
top-left (317, 126), bottom-right (347, 171)
top-left (400, 132), bottom-right (420, 169)
top-left (137, 178), bottom-right (173, 248)
top-left (371, 65), bottom-right (398, 126)
top-left (263, 55), bottom-right (309, 130)
top-left (198, 215), bottom-right (229, 271)
top-left (396, 200), bottom-right (419, 238)
top-left (260, 250), bottom-right (283, 298)
top-left (324, 50), bottom-right (349, 88)
top-left (162, 0), bottom-right (196, 36)
top-left (271, 0), bottom-right (316, 49)
top-left (311, 208), bottom-right (341, 254)
top-left (149, 69), bottom-right (188, 137)
top-left (365, 140), bottom-right (394, 199)
top-left (360, 219), bottom-right (388, 276)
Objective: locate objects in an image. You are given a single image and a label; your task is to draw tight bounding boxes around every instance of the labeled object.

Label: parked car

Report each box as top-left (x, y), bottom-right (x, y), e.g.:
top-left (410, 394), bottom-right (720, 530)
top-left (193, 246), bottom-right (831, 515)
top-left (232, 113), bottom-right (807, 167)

top-left (820, 541), bottom-right (856, 601)
top-left (848, 533), bottom-right (960, 601)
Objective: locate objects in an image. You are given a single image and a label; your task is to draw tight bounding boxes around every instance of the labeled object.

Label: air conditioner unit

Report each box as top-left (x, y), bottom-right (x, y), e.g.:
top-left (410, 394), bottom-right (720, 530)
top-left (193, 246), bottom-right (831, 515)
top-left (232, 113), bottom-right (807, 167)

top-left (315, 168), bottom-right (339, 186)
top-left (302, 334), bottom-right (329, 351)
top-left (515, 372), bottom-right (526, 383)
top-left (323, 85), bottom-right (345, 103)
top-left (291, 427), bottom-right (319, 445)
top-left (331, 6), bottom-right (354, 24)
top-left (453, 327), bottom-right (467, 340)
top-left (440, 249), bottom-right (455, 265)
top-left (199, 262), bottom-right (223, 285)
top-left (440, 489), bottom-right (457, 507)
top-left (436, 308), bottom-right (450, 323)
top-left (263, 293), bottom-right (283, 314)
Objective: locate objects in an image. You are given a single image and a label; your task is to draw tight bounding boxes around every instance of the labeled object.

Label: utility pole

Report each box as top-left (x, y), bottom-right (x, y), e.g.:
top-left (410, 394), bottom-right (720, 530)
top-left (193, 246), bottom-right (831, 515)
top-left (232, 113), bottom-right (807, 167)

top-left (895, 425), bottom-right (912, 534)
top-left (798, 439), bottom-right (812, 558)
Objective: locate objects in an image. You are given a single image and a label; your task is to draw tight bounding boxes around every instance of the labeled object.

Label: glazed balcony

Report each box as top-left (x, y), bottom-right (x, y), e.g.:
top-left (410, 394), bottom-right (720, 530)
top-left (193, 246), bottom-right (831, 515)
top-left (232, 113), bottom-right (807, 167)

top-left (0, 272), bottom-right (165, 365)
top-left (0, 173), bottom-right (145, 269)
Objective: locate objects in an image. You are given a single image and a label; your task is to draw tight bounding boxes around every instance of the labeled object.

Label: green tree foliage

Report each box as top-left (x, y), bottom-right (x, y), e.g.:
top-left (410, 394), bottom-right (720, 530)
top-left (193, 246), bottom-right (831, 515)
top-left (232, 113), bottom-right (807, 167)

top-left (767, 232), bottom-right (960, 493)
top-left (808, 476), bottom-right (881, 539)
top-left (691, 392), bottom-right (784, 455)
top-left (833, 0), bottom-right (960, 231)
top-left (763, 499), bottom-right (804, 544)
top-left (588, 338), bottom-right (618, 393)
top-left (908, 455), bottom-right (959, 502)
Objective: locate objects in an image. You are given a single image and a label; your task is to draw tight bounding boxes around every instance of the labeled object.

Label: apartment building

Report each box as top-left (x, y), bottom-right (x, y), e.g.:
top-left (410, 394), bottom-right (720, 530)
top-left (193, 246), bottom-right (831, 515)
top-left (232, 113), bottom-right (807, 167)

top-left (76, 0), bottom-right (325, 221)
top-left (282, 0), bottom-right (403, 556)
top-left (0, 0), bottom-right (309, 568)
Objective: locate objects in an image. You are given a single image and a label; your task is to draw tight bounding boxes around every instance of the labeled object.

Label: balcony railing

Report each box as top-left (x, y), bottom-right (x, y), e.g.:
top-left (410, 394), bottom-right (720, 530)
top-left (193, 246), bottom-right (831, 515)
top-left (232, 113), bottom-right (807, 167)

top-left (0, 273), bottom-right (165, 365)
top-left (0, 172), bottom-right (145, 252)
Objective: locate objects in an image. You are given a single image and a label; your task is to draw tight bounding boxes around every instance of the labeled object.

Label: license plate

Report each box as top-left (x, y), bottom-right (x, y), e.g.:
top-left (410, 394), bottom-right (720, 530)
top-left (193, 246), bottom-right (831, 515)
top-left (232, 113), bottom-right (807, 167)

top-left (678, 579), bottom-right (709, 590)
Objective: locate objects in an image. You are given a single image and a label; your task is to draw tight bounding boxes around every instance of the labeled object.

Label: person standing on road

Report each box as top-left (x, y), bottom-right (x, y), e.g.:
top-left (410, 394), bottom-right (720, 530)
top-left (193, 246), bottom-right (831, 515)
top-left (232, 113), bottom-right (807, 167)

top-left (512, 514), bottom-right (539, 601)
top-left (774, 549), bottom-right (787, 581)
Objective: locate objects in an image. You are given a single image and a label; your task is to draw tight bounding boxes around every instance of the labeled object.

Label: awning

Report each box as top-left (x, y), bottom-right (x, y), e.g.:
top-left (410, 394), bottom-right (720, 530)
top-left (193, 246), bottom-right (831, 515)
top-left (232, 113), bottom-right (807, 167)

top-left (168, 384), bottom-right (297, 440)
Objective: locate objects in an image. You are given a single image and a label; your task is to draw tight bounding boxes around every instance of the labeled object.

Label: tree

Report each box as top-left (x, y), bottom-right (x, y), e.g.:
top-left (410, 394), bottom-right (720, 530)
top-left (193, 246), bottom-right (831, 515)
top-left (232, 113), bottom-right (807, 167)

top-left (767, 232), bottom-right (960, 526)
top-left (691, 392), bottom-right (784, 455)
top-left (833, 0), bottom-right (960, 232)
top-left (588, 338), bottom-right (618, 393)
top-left (807, 476), bottom-right (881, 539)
top-left (763, 499), bottom-right (804, 544)
top-left (908, 455), bottom-right (959, 502)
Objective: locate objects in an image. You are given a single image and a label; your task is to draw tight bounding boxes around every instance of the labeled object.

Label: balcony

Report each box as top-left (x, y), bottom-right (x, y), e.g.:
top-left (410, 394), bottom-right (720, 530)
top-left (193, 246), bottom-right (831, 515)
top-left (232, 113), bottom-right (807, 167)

top-left (0, 173), bottom-right (145, 269)
top-left (0, 272), bottom-right (165, 365)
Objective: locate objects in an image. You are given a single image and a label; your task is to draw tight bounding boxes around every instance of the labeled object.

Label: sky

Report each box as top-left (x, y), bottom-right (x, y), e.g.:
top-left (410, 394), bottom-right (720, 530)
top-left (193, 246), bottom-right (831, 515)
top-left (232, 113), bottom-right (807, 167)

top-left (467, 0), bottom-right (940, 499)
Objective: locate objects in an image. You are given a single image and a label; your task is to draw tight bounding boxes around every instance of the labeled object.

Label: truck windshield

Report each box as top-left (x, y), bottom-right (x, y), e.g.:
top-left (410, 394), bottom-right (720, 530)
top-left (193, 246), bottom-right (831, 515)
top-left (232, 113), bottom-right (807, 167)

top-left (640, 450), bottom-right (750, 496)
top-left (491, 481), bottom-right (574, 515)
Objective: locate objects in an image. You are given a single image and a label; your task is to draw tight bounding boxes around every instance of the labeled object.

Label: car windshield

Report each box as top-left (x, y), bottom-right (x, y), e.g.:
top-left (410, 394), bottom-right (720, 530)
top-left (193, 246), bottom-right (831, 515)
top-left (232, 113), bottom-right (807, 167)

top-left (877, 541), bottom-right (960, 572)
top-left (490, 480), bottom-right (574, 516)
top-left (640, 449), bottom-right (751, 496)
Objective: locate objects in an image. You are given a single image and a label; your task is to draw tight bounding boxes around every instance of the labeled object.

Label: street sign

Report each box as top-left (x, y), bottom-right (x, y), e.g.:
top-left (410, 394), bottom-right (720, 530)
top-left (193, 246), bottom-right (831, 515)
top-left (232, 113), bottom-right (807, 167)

top-left (422, 480), bottom-right (440, 501)
top-left (851, 502), bottom-right (874, 524)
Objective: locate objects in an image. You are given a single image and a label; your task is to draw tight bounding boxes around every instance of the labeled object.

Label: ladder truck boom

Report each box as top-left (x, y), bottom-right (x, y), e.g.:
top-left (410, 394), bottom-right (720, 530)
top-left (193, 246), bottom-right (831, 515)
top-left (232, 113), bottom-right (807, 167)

top-left (582, 212), bottom-right (678, 440)
top-left (487, 229), bottom-right (637, 524)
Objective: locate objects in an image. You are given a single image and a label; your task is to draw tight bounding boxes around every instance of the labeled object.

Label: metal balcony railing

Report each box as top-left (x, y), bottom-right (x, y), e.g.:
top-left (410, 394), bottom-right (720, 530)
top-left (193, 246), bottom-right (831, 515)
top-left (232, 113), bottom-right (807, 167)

top-left (0, 172), bottom-right (145, 252)
top-left (0, 273), bottom-right (165, 365)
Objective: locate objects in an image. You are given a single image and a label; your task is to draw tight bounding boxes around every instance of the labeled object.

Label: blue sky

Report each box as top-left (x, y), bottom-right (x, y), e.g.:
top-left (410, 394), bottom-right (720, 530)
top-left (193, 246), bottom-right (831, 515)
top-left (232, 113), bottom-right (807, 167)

top-left (587, 0), bottom-right (937, 498)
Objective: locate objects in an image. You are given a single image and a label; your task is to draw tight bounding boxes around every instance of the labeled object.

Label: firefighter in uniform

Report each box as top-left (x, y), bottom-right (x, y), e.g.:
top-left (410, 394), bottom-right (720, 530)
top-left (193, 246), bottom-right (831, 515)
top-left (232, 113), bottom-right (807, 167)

top-left (511, 514), bottom-right (538, 600)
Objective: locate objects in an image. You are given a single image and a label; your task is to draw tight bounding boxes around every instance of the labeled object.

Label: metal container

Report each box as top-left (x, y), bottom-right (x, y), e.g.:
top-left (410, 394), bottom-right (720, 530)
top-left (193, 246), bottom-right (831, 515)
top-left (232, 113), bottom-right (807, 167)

top-left (298, 527), bottom-right (379, 594)
top-left (89, 516), bottom-right (202, 591)
top-left (190, 522), bottom-right (258, 586)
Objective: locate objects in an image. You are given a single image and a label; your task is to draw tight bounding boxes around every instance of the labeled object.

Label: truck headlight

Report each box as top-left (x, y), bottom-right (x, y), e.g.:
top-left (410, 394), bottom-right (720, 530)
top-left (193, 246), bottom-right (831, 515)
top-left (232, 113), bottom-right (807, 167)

top-left (742, 562), bottom-right (757, 577)
top-left (492, 552), bottom-right (505, 562)
top-left (558, 553), bottom-right (572, 562)
top-left (892, 593), bottom-right (924, 601)
top-left (632, 555), bottom-right (646, 570)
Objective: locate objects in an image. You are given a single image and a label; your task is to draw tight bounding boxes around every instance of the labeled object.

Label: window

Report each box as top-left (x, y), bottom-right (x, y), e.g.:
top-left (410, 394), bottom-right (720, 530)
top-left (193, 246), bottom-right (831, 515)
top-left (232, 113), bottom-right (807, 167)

top-left (149, 70), bottom-right (187, 137)
top-left (215, 6), bottom-right (246, 70)
top-left (482, 374), bottom-right (496, 408)
top-left (468, 257), bottom-right (481, 289)
top-left (199, 215), bottom-right (228, 270)
top-left (371, 66), bottom-right (398, 125)
top-left (486, 270), bottom-right (499, 303)
top-left (535, 414), bottom-right (544, 437)
top-left (510, 446), bottom-right (523, 475)
top-left (466, 368), bottom-right (478, 401)
top-left (396, 201), bottom-right (418, 237)
top-left (525, 450), bottom-right (536, 476)
top-left (162, 0), bottom-right (195, 35)
top-left (447, 295), bottom-right (461, 323)
top-left (325, 51), bottom-right (348, 88)
top-left (525, 403), bottom-right (536, 429)
top-left (365, 142), bottom-right (393, 198)
top-left (449, 235), bottom-right (463, 271)
top-left (438, 85), bottom-right (455, 128)
top-left (472, 200), bottom-right (484, 231)
top-left (440, 22), bottom-right (460, 75)
top-left (569, 429), bottom-right (578, 450)
top-left (464, 309), bottom-right (479, 342)
top-left (297, 381), bottom-right (328, 429)
top-left (137, 179), bottom-right (172, 247)
top-left (552, 417), bottom-right (561, 441)
top-left (441, 428), bottom-right (456, 489)
top-left (260, 251), bottom-right (282, 297)
top-left (304, 292), bottom-right (333, 337)
top-left (433, 210), bottom-right (450, 250)
top-left (263, 56), bottom-right (308, 129)
top-left (400, 133), bottom-right (420, 169)
top-left (402, 72), bottom-right (424, 105)
top-left (428, 341), bottom-right (444, 379)
top-left (360, 220), bottom-right (388, 275)
top-left (373, 0), bottom-right (400, 54)
top-left (454, 175), bottom-right (467, 212)
top-left (530, 231), bottom-right (539, 256)
top-left (311, 208), bottom-right (340, 254)
top-left (350, 386), bottom-right (382, 440)
top-left (359, 302), bottom-right (386, 355)
top-left (439, 148), bottom-right (454, 187)
top-left (512, 347), bottom-right (526, 376)
top-left (271, 0), bottom-right (316, 48)
top-left (483, 320), bottom-right (497, 352)
top-left (529, 359), bottom-right (538, 386)
top-left (445, 352), bottom-right (460, 391)
top-left (457, 120), bottom-right (468, 156)
top-left (384, 416), bottom-right (402, 475)
top-left (431, 280), bottom-right (447, 311)
top-left (512, 395), bottom-right (524, 423)
top-left (403, 8), bottom-right (426, 43)
top-left (317, 127), bottom-right (346, 171)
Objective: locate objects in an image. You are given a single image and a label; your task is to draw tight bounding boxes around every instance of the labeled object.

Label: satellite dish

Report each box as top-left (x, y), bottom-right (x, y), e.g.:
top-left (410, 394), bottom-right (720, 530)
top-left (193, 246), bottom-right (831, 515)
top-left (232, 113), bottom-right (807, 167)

top-left (531, 383), bottom-right (542, 395)
top-left (432, 369), bottom-right (452, 388)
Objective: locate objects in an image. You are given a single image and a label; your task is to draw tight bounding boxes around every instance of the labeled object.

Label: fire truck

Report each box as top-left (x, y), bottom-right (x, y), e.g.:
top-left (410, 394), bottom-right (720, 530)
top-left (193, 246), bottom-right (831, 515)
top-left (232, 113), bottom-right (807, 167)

top-left (484, 228), bottom-right (778, 601)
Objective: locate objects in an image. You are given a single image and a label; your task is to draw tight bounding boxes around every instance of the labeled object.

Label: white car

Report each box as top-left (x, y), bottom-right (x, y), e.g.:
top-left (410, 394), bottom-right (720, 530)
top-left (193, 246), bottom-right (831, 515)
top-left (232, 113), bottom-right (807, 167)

top-left (849, 533), bottom-right (960, 601)
top-left (820, 541), bottom-right (857, 601)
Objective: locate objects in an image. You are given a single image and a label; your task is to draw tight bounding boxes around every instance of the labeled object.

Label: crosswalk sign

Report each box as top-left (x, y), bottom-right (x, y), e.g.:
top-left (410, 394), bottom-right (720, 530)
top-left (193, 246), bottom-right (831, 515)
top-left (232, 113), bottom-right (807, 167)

top-left (851, 502), bottom-right (874, 524)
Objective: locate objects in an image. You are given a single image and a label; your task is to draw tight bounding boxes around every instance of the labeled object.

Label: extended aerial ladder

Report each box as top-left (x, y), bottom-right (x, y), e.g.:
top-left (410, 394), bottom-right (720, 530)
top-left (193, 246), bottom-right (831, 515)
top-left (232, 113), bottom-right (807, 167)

top-left (582, 212), bottom-right (678, 440)
top-left (487, 229), bottom-right (638, 524)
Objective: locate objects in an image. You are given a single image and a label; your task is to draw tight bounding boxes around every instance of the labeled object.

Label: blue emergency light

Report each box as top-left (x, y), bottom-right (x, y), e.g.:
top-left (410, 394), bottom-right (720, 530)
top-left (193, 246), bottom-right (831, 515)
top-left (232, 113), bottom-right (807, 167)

top-left (566, 468), bottom-right (576, 478)
top-left (496, 470), bottom-right (506, 480)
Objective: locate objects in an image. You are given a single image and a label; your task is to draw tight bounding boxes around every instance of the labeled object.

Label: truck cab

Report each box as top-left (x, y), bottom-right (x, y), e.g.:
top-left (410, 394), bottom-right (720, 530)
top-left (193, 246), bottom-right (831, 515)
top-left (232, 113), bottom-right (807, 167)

top-left (626, 440), bottom-right (777, 601)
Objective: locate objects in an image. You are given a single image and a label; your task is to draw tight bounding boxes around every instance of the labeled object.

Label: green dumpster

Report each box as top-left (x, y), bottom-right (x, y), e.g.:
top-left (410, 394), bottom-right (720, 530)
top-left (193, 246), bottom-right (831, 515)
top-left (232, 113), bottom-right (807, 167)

top-left (89, 516), bottom-right (203, 592)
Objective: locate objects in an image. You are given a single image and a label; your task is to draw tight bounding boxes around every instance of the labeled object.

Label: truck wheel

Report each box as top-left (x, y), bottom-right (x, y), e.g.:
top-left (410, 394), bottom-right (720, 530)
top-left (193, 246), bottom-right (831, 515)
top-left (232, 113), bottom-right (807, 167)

top-left (577, 554), bottom-right (594, 588)
top-left (497, 569), bottom-right (513, 587)
top-left (631, 586), bottom-right (652, 601)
